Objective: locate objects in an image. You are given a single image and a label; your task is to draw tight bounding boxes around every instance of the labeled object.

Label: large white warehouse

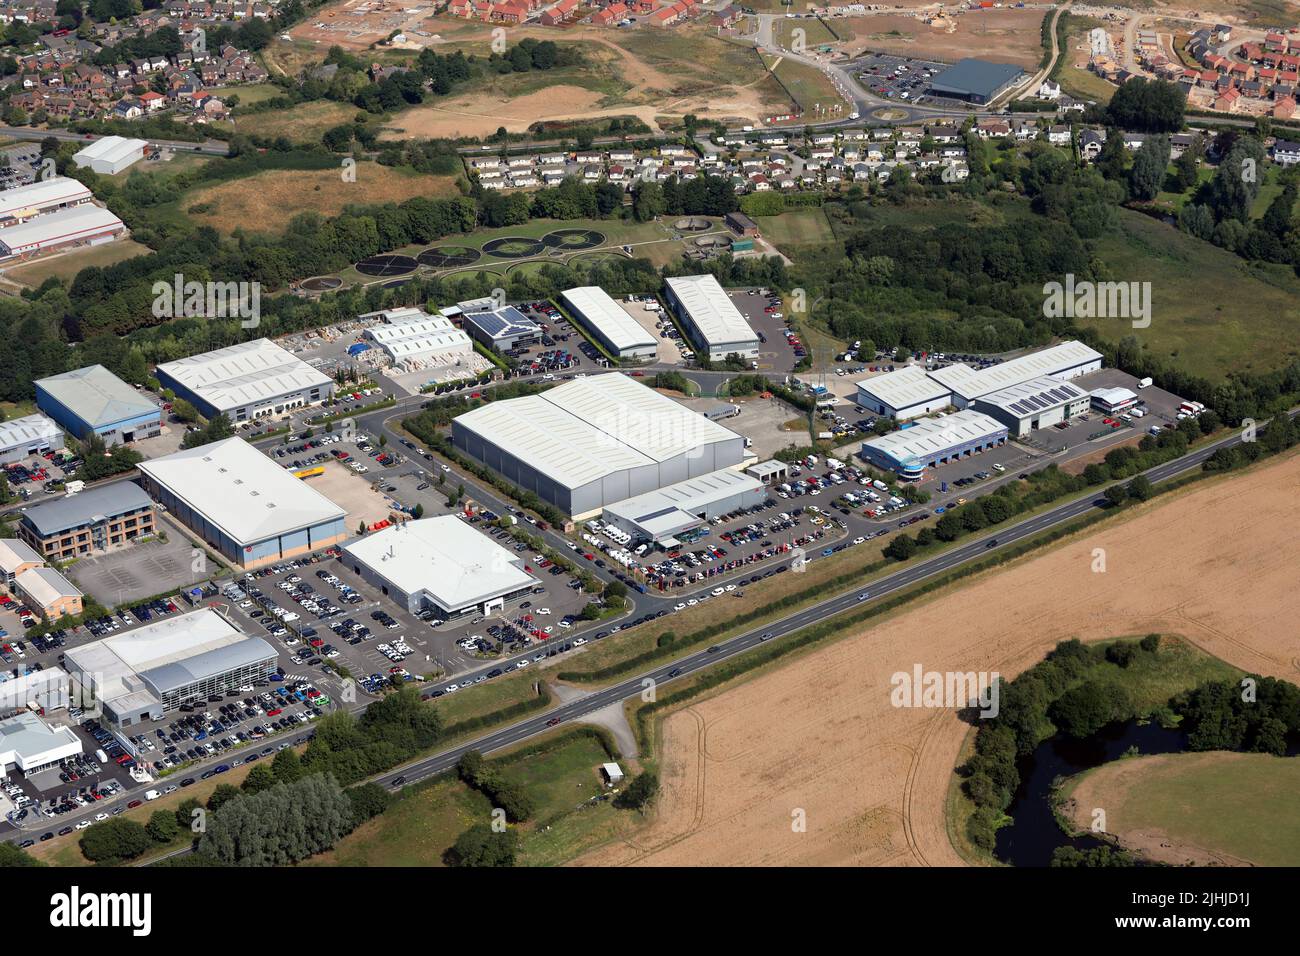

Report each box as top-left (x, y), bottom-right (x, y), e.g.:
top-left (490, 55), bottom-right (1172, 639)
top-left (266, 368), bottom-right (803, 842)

top-left (663, 275), bottom-right (760, 362)
top-left (855, 365), bottom-right (952, 421)
top-left (859, 410), bottom-right (1008, 481)
top-left (452, 373), bottom-right (748, 519)
top-left (72, 135), bottom-right (148, 175)
top-left (155, 337), bottom-right (335, 422)
top-left (0, 204), bottom-right (125, 257)
top-left (559, 286), bottom-right (657, 360)
top-left (927, 340), bottom-right (1102, 407)
top-left (341, 516), bottom-right (536, 619)
top-left (972, 375), bottom-right (1091, 438)
top-left (362, 308), bottom-right (474, 368)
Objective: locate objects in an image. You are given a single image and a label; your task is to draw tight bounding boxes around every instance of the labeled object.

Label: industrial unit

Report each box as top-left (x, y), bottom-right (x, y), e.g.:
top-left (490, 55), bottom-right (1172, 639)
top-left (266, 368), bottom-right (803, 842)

top-left (559, 286), bottom-right (658, 359)
top-left (341, 516), bottom-right (536, 618)
top-left (601, 468), bottom-right (765, 546)
top-left (155, 338), bottom-right (335, 422)
top-left (18, 481), bottom-right (156, 561)
top-left (859, 410), bottom-right (1008, 481)
top-left (927, 58), bottom-right (1025, 104)
top-left (663, 274), bottom-right (760, 362)
top-left (972, 376), bottom-right (1091, 438)
top-left (0, 413), bottom-right (63, 464)
top-left (855, 365), bottom-right (953, 421)
top-left (35, 364), bottom-right (161, 445)
top-left (0, 176), bottom-right (93, 228)
top-left (63, 608), bottom-right (277, 727)
top-left (460, 306), bottom-right (543, 352)
top-left (361, 308), bottom-right (474, 368)
top-left (452, 373), bottom-right (747, 519)
top-left (1090, 386), bottom-right (1139, 414)
top-left (0, 712), bottom-right (82, 780)
top-left (137, 437), bottom-right (347, 568)
top-left (926, 341), bottom-right (1103, 407)
top-left (0, 538), bottom-right (44, 586)
top-left (72, 135), bottom-right (148, 175)
top-left (0, 203), bottom-right (125, 257)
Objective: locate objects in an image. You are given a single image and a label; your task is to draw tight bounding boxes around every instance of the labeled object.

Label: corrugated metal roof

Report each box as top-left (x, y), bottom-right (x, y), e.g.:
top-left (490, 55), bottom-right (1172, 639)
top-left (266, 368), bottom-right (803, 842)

top-left (604, 468), bottom-right (761, 526)
top-left (15, 565), bottom-right (82, 607)
top-left (975, 375), bottom-right (1087, 417)
top-left (73, 135), bottom-right (147, 166)
top-left (0, 413), bottom-right (62, 453)
top-left (927, 341), bottom-right (1102, 400)
top-left (862, 410), bottom-right (1007, 463)
top-left (664, 275), bottom-right (759, 348)
top-left (0, 176), bottom-right (92, 218)
top-left (156, 338), bottom-right (333, 414)
top-left (36, 364), bottom-right (158, 429)
top-left (560, 286), bottom-right (656, 353)
top-left (140, 637), bottom-right (276, 695)
top-left (0, 203), bottom-right (123, 250)
top-left (855, 365), bottom-right (952, 410)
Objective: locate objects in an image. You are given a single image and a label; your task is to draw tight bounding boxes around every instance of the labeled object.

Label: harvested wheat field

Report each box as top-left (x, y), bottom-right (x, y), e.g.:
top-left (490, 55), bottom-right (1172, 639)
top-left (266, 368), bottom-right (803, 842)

top-left (184, 164), bottom-right (459, 235)
top-left (575, 452), bottom-right (1300, 867)
top-left (838, 9), bottom-right (1049, 68)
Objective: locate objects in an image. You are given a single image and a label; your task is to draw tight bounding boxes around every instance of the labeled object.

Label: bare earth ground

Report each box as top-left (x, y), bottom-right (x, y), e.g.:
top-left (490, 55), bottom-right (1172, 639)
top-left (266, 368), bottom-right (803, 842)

top-left (837, 9), bottom-right (1048, 68)
top-left (574, 452), bottom-right (1300, 867)
top-left (183, 165), bottom-right (457, 235)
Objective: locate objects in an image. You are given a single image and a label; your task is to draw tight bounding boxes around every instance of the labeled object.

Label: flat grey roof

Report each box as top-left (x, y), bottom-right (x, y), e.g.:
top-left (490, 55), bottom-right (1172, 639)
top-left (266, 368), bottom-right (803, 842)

top-left (929, 58), bottom-right (1024, 98)
top-left (0, 413), bottom-right (62, 453)
top-left (35, 364), bottom-right (159, 429)
top-left (855, 365), bottom-right (952, 410)
top-left (862, 410), bottom-right (1007, 464)
top-left (22, 481), bottom-right (154, 537)
top-left (140, 637), bottom-right (276, 695)
top-left (604, 468), bottom-right (761, 534)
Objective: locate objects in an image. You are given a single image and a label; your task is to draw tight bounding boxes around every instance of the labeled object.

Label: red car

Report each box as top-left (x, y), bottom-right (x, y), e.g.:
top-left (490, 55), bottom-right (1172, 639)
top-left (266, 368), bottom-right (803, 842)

top-left (266, 707), bottom-right (282, 717)
top-left (546, 717), bottom-right (562, 727)
top-left (127, 800), bottom-right (142, 809)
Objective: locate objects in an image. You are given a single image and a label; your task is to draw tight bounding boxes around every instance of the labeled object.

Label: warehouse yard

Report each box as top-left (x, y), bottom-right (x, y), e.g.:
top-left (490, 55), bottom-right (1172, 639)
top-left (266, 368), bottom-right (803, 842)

top-left (574, 451), bottom-right (1300, 867)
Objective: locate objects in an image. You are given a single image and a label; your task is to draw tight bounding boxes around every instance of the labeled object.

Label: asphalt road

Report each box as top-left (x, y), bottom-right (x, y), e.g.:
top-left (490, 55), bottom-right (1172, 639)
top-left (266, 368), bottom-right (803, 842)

top-left (0, 125), bottom-right (230, 156)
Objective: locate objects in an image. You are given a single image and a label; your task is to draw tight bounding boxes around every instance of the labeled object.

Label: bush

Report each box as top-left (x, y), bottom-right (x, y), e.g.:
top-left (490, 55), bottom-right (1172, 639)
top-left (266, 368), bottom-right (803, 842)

top-left (446, 823), bottom-right (519, 867)
top-left (146, 809), bottom-right (181, 843)
top-left (613, 771), bottom-right (659, 810)
top-left (80, 818), bottom-right (152, 862)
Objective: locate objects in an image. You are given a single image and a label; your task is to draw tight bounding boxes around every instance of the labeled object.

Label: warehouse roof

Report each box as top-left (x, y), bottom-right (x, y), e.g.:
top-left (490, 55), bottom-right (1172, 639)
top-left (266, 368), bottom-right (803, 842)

top-left (0, 413), bottom-right (62, 452)
top-left (929, 58), bottom-right (1024, 98)
top-left (862, 410), bottom-right (1007, 464)
top-left (455, 374), bottom-right (742, 490)
top-left (0, 176), bottom-right (91, 218)
top-left (155, 338), bottom-right (333, 413)
top-left (560, 286), bottom-right (656, 353)
top-left (64, 608), bottom-right (264, 713)
top-left (0, 203), bottom-right (123, 252)
top-left (664, 274), bottom-right (759, 347)
top-left (975, 375), bottom-right (1088, 417)
top-left (365, 312), bottom-right (471, 358)
top-left (137, 437), bottom-right (344, 546)
top-left (15, 565), bottom-right (82, 608)
top-left (927, 341), bottom-right (1102, 401)
top-left (0, 538), bottom-right (43, 575)
top-left (0, 711), bottom-right (80, 764)
top-left (855, 365), bottom-right (952, 410)
top-left (462, 306), bottom-right (540, 342)
top-left (141, 637), bottom-right (276, 696)
top-left (21, 481), bottom-right (153, 537)
top-left (73, 135), bottom-right (147, 167)
top-left (35, 364), bottom-right (158, 429)
top-left (604, 468), bottom-right (761, 540)
top-left (342, 516), bottom-right (534, 612)
top-left (1091, 386), bottom-right (1138, 406)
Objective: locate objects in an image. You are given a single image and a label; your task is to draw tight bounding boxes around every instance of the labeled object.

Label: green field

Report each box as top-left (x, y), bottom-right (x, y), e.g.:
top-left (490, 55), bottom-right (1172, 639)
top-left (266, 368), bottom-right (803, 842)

top-left (774, 16), bottom-right (841, 50)
top-left (304, 731), bottom-right (636, 867)
top-left (1063, 751), bottom-right (1300, 866)
top-left (1086, 209), bottom-right (1300, 380)
top-left (756, 207), bottom-right (837, 253)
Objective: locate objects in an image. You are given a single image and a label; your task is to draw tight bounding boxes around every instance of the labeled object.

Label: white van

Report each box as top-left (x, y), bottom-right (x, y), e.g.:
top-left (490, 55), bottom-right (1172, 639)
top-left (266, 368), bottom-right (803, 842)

top-left (95, 749), bottom-right (108, 764)
top-left (145, 789), bottom-right (161, 801)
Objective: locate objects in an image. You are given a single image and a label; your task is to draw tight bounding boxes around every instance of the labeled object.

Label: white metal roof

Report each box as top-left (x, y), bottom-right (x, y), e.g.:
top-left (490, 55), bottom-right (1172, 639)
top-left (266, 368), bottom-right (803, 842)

top-left (0, 711), bottom-right (81, 766)
top-left (927, 341), bottom-right (1102, 401)
top-left (560, 286), bottom-right (656, 353)
top-left (862, 410), bottom-right (1006, 463)
top-left (0, 176), bottom-right (92, 218)
top-left (1091, 386), bottom-right (1138, 405)
top-left (0, 203), bottom-right (122, 251)
top-left (72, 135), bottom-right (147, 167)
top-left (664, 274), bottom-right (759, 347)
top-left (975, 375), bottom-right (1088, 417)
top-left (15, 565), bottom-right (82, 607)
top-left (342, 516), bottom-right (534, 611)
top-left (604, 468), bottom-right (761, 538)
top-left (0, 413), bottom-right (62, 452)
top-left (855, 365), bottom-right (951, 410)
top-left (155, 338), bottom-right (333, 413)
top-left (455, 374), bottom-right (743, 490)
top-left (137, 436), bottom-right (345, 546)
top-left (0, 538), bottom-right (43, 575)
top-left (365, 314), bottom-right (471, 358)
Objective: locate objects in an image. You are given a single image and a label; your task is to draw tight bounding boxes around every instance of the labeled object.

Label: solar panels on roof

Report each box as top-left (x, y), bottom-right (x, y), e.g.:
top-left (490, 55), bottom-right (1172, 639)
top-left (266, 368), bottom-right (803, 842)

top-left (464, 306), bottom-right (539, 340)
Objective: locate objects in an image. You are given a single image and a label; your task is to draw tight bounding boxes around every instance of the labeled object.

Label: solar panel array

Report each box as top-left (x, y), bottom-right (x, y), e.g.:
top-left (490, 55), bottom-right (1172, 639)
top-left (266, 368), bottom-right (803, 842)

top-left (465, 306), bottom-right (539, 339)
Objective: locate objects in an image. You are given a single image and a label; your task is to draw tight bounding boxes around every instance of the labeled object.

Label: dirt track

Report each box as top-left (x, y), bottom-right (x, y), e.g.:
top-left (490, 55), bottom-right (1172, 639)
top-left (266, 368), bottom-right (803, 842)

top-left (574, 451), bottom-right (1300, 867)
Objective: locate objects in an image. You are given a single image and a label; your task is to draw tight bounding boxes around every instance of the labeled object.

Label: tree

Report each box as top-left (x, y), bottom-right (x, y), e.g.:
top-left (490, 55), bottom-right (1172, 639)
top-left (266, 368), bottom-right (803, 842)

top-left (146, 809), bottom-right (181, 843)
top-left (0, 843), bottom-right (43, 866)
top-left (79, 818), bottom-right (152, 862)
top-left (1049, 681), bottom-right (1127, 738)
top-left (198, 773), bottom-right (355, 866)
top-left (613, 771), bottom-right (659, 810)
top-left (241, 764), bottom-right (277, 795)
top-left (883, 534), bottom-right (917, 561)
top-left (346, 782), bottom-right (391, 823)
top-left (1128, 135), bottom-right (1170, 202)
top-left (1125, 475), bottom-right (1153, 501)
top-left (1103, 484), bottom-right (1129, 507)
top-left (207, 783), bottom-right (242, 812)
top-left (446, 823), bottom-right (519, 867)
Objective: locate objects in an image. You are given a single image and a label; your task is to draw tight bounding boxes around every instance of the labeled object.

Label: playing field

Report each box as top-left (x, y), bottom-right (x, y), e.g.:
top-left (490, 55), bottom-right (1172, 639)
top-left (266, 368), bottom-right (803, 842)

top-left (182, 164), bottom-right (460, 236)
top-left (755, 207), bottom-right (837, 253)
top-left (1062, 752), bottom-right (1300, 866)
top-left (574, 451), bottom-right (1300, 866)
